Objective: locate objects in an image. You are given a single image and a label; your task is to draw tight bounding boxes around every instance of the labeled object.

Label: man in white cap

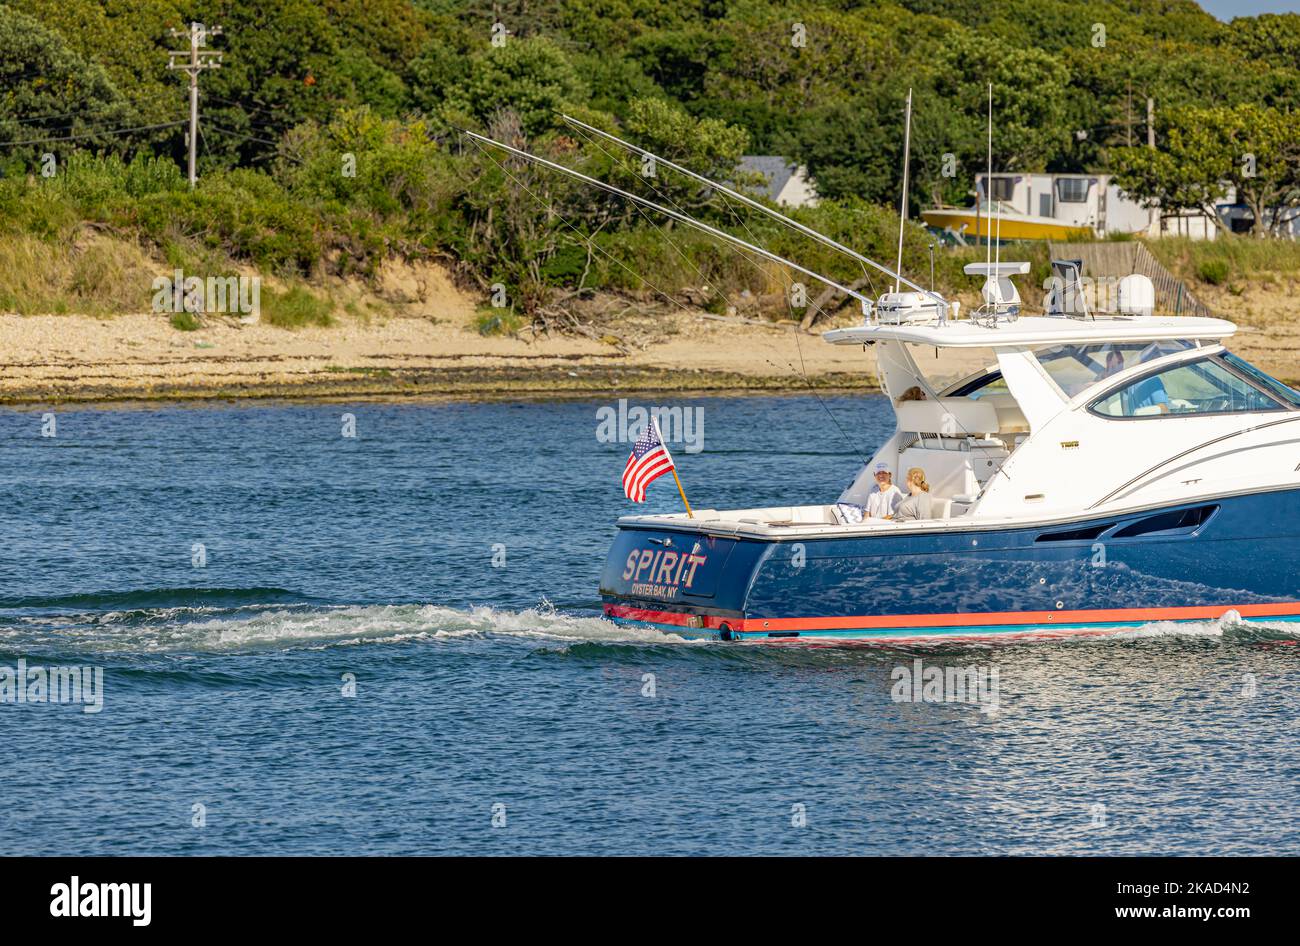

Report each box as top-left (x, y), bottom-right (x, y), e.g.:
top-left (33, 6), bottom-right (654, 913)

top-left (865, 461), bottom-right (905, 519)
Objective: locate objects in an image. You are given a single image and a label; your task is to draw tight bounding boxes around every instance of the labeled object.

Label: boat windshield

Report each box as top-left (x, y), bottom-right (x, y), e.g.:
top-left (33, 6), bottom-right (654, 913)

top-left (1220, 351), bottom-right (1300, 408)
top-left (1033, 341), bottom-right (1195, 398)
top-left (1091, 356), bottom-right (1282, 417)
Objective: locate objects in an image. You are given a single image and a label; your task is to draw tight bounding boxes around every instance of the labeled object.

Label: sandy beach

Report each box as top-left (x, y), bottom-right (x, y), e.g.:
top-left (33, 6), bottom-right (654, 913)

top-left (0, 261), bottom-right (877, 404)
top-left (1, 263), bottom-right (1296, 405)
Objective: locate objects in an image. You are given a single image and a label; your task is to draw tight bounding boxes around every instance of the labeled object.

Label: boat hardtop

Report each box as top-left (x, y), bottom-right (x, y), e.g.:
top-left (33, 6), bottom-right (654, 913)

top-left (822, 313), bottom-right (1236, 348)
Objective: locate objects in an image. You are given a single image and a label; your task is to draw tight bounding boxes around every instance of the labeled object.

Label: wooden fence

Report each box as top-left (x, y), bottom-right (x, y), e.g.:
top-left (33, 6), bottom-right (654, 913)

top-left (1046, 241), bottom-right (1215, 319)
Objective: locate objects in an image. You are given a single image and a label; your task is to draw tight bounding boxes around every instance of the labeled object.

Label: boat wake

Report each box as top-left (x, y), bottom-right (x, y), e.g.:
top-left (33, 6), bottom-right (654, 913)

top-left (1106, 616), bottom-right (1300, 643)
top-left (0, 590), bottom-right (682, 657)
top-left (1, 588), bottom-right (1295, 658)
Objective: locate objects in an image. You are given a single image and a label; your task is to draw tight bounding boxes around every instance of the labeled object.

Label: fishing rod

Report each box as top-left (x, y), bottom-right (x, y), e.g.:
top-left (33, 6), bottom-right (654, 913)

top-left (558, 113), bottom-right (952, 320)
top-left (462, 130), bottom-right (876, 309)
top-left (559, 119), bottom-right (881, 461)
top-left (764, 354), bottom-right (867, 465)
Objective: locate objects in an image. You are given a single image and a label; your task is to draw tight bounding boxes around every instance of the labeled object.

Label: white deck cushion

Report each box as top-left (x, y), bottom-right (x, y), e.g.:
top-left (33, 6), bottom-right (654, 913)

top-left (895, 398), bottom-right (999, 438)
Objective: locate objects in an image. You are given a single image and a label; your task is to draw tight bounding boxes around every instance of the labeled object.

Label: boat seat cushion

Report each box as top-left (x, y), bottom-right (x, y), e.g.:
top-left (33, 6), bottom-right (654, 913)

top-left (896, 398), bottom-right (999, 438)
top-left (898, 447), bottom-right (980, 499)
top-left (978, 394), bottom-right (1031, 433)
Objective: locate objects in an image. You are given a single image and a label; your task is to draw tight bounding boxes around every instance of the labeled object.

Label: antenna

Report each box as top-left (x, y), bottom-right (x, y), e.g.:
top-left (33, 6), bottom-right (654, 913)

top-left (558, 113), bottom-right (950, 319)
top-left (895, 88), bottom-right (913, 294)
top-left (985, 82), bottom-right (993, 270)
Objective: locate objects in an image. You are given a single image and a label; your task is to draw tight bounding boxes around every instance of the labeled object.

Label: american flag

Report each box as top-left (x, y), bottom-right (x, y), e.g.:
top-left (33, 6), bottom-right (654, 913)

top-left (622, 420), bottom-right (676, 503)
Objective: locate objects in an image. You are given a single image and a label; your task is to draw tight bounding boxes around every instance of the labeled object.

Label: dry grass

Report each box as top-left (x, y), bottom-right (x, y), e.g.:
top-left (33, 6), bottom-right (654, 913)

top-left (1146, 236), bottom-right (1300, 285)
top-left (0, 230), bottom-right (158, 316)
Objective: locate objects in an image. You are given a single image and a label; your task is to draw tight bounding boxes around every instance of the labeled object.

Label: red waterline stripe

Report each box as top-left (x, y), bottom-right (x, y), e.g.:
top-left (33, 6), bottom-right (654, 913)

top-left (603, 601), bottom-right (1300, 632)
top-left (603, 604), bottom-right (730, 629)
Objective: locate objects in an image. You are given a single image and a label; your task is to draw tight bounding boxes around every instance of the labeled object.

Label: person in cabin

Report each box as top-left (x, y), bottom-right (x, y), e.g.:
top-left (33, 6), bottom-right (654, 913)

top-left (896, 385), bottom-right (927, 404)
top-left (864, 462), bottom-right (904, 519)
top-left (1127, 343), bottom-right (1171, 414)
top-left (893, 467), bottom-right (934, 522)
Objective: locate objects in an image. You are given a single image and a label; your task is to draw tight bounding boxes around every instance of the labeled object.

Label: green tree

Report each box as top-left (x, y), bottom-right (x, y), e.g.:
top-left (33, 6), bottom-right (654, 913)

top-left (0, 5), bottom-right (135, 171)
top-left (8, 0), bottom-right (185, 129)
top-left (442, 37), bottom-right (587, 136)
top-left (930, 30), bottom-right (1071, 175)
top-left (1112, 104), bottom-right (1300, 237)
top-left (1223, 12), bottom-right (1300, 70)
top-left (617, 97), bottom-right (749, 212)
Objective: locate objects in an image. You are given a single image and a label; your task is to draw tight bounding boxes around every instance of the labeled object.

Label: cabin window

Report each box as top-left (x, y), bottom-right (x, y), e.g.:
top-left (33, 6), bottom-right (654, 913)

top-left (1220, 352), bottom-right (1300, 408)
top-left (1055, 178), bottom-right (1090, 203)
top-left (1034, 341), bottom-right (1192, 398)
top-left (947, 371), bottom-right (1009, 399)
top-left (1090, 357), bottom-right (1283, 418)
top-left (987, 176), bottom-right (1015, 202)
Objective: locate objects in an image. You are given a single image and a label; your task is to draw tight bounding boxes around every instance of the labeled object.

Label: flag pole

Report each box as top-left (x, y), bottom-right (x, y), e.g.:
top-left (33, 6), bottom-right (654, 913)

top-left (653, 418), bottom-right (693, 518)
top-left (671, 467), bottom-right (694, 518)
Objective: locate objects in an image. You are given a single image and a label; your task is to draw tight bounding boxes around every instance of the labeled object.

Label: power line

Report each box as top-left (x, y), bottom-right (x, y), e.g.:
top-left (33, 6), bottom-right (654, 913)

top-left (0, 120), bottom-right (186, 148)
top-left (1, 107), bottom-right (131, 127)
top-left (0, 113), bottom-right (178, 137)
top-left (205, 123), bottom-right (283, 148)
top-left (205, 123), bottom-right (307, 165)
top-left (207, 96), bottom-right (292, 120)
top-left (212, 111), bottom-right (298, 135)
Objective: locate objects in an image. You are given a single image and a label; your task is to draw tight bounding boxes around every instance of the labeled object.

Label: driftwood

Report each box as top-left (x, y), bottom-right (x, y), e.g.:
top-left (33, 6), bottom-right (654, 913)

top-left (530, 291), bottom-right (666, 352)
top-left (697, 312), bottom-right (798, 331)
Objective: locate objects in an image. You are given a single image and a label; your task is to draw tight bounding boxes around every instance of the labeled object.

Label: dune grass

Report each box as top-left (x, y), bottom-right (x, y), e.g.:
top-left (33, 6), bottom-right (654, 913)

top-left (0, 231), bottom-right (158, 316)
top-left (1146, 235), bottom-right (1300, 285)
top-left (259, 285), bottom-right (335, 328)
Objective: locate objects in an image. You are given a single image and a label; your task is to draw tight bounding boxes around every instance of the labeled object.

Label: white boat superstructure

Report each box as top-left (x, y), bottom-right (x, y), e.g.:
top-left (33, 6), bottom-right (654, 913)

top-left (822, 307), bottom-right (1300, 525)
top-left (621, 302), bottom-right (1300, 539)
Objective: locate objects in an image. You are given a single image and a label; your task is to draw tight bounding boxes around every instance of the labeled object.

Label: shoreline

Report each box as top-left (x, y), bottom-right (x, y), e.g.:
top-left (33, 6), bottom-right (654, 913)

top-left (3, 269), bottom-right (1298, 406)
top-left (0, 301), bottom-right (884, 406)
top-left (0, 370), bottom-right (878, 407)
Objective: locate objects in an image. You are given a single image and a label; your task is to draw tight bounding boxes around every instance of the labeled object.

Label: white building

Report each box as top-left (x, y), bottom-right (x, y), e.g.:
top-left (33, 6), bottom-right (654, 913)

top-left (975, 172), bottom-right (1218, 240)
top-left (739, 156), bottom-right (819, 208)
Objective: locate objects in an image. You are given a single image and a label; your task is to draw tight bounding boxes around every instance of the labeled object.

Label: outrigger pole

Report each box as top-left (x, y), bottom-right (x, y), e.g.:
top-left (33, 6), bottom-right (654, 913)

top-left (559, 113), bottom-right (952, 320)
top-left (462, 130), bottom-right (875, 308)
top-left (895, 88), bottom-right (913, 293)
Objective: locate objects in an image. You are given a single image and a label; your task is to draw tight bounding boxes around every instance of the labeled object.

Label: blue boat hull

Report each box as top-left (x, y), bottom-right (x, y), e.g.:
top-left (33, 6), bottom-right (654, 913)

top-left (599, 489), bottom-right (1300, 642)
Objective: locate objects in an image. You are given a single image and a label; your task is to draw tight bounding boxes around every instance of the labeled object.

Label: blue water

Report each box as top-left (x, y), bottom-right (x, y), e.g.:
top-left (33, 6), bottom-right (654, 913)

top-left (1, 396), bottom-right (1297, 855)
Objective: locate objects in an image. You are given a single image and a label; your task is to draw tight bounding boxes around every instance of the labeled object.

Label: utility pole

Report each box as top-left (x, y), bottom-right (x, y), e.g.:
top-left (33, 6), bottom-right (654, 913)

top-left (167, 22), bottom-right (223, 188)
top-left (1147, 96), bottom-right (1157, 235)
top-left (1126, 81), bottom-right (1133, 147)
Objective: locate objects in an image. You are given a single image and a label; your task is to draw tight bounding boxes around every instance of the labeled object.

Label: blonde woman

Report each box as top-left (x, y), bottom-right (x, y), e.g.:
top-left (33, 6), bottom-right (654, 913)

top-left (893, 467), bottom-right (933, 522)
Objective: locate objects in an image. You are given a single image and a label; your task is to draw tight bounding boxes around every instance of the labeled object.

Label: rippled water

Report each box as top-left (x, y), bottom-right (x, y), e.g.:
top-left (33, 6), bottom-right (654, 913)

top-left (0, 397), bottom-right (1296, 855)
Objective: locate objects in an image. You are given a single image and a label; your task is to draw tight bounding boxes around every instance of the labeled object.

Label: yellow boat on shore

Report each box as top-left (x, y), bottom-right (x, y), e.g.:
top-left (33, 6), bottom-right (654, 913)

top-left (921, 203), bottom-right (1094, 241)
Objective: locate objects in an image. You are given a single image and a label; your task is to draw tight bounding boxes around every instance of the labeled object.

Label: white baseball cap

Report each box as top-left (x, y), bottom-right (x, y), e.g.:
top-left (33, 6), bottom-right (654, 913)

top-left (874, 462), bottom-right (893, 475)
